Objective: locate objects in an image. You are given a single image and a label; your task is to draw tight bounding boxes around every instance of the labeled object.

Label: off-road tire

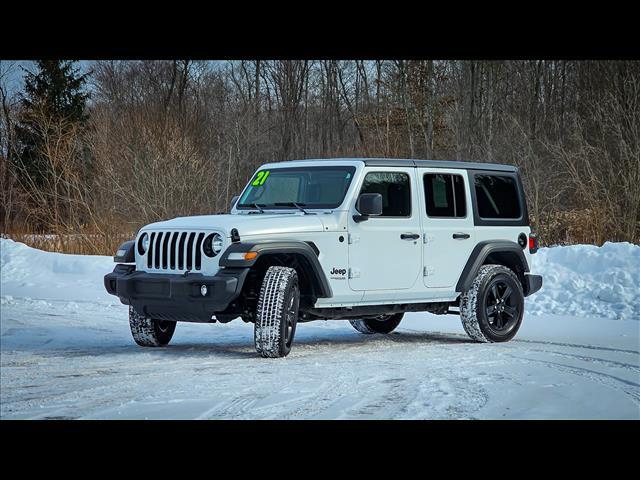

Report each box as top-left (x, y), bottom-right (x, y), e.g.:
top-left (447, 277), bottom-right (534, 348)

top-left (460, 264), bottom-right (524, 343)
top-left (128, 305), bottom-right (177, 347)
top-left (254, 266), bottom-right (300, 358)
top-left (349, 313), bottom-right (404, 334)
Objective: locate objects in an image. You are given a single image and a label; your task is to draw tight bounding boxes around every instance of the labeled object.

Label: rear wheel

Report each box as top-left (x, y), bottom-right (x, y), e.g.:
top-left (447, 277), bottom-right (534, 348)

top-left (128, 306), bottom-right (177, 347)
top-left (254, 266), bottom-right (300, 358)
top-left (460, 264), bottom-right (524, 342)
top-left (350, 313), bottom-right (404, 334)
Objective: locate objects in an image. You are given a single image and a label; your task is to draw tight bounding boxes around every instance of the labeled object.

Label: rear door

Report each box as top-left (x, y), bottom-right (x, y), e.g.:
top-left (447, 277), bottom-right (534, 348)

top-left (420, 168), bottom-right (475, 288)
top-left (348, 167), bottom-right (422, 291)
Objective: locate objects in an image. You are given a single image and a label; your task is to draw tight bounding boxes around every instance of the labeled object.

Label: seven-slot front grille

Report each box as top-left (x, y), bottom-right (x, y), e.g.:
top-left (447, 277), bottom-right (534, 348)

top-left (146, 231), bottom-right (206, 271)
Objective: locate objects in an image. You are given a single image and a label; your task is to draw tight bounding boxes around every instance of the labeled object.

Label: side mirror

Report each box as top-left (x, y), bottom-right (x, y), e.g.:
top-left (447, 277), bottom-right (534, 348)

top-left (354, 193), bottom-right (382, 222)
top-left (230, 195), bottom-right (240, 212)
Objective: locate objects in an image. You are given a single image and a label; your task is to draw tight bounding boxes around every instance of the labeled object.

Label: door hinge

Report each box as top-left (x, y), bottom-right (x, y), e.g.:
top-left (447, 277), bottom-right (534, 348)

top-left (423, 266), bottom-right (435, 276)
top-left (423, 234), bottom-right (435, 245)
top-left (348, 268), bottom-right (361, 279)
top-left (348, 233), bottom-right (360, 244)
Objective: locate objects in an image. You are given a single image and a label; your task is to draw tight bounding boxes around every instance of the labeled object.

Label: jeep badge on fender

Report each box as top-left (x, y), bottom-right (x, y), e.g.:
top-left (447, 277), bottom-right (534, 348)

top-left (105, 158), bottom-right (543, 358)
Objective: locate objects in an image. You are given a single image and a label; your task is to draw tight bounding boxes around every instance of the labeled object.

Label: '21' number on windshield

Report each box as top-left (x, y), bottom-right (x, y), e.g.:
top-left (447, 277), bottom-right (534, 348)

top-left (252, 171), bottom-right (270, 186)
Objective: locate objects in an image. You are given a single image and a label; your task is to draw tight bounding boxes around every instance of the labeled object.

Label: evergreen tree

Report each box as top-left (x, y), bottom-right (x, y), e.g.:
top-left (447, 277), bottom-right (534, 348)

top-left (14, 60), bottom-right (89, 189)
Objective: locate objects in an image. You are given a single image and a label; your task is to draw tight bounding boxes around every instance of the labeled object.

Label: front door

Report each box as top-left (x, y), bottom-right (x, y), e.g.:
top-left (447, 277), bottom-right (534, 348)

top-left (348, 168), bottom-right (422, 291)
top-left (419, 168), bottom-right (475, 288)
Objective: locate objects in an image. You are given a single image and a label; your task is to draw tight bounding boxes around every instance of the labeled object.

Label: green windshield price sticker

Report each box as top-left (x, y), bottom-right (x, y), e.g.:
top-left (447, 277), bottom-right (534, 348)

top-left (252, 170), bottom-right (270, 186)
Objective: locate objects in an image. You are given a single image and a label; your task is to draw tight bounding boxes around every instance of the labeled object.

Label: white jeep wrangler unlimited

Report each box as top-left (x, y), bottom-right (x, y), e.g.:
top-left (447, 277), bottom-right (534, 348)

top-left (105, 159), bottom-right (542, 357)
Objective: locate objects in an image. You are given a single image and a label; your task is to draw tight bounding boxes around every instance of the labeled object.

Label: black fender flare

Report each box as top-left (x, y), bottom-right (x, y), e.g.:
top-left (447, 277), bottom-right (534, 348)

top-left (114, 240), bottom-right (135, 263)
top-left (219, 240), bottom-right (332, 298)
top-left (456, 240), bottom-right (529, 293)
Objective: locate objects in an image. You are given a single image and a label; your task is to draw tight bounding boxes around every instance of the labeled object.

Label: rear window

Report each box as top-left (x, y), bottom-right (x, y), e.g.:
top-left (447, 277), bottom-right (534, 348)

top-left (474, 175), bottom-right (521, 219)
top-left (424, 173), bottom-right (466, 218)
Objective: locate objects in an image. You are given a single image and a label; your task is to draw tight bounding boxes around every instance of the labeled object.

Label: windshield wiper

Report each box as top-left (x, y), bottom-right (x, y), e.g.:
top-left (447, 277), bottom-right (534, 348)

top-left (238, 202), bottom-right (265, 213)
top-left (274, 202), bottom-right (308, 214)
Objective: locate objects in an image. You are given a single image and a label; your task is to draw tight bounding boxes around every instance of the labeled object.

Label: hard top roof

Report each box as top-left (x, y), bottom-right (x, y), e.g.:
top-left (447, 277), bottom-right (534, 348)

top-left (263, 158), bottom-right (518, 173)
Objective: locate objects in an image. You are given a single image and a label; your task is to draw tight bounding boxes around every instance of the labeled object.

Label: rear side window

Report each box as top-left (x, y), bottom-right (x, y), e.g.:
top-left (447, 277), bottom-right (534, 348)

top-left (424, 173), bottom-right (466, 218)
top-left (474, 175), bottom-right (521, 219)
top-left (359, 172), bottom-right (411, 217)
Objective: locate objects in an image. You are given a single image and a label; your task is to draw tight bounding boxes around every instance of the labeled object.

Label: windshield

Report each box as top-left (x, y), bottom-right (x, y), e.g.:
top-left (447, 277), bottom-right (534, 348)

top-left (237, 166), bottom-right (356, 210)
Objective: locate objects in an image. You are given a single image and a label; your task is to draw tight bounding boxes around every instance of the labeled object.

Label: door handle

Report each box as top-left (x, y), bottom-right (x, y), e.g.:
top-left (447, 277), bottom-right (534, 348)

top-left (453, 233), bottom-right (470, 239)
top-left (401, 233), bottom-right (420, 240)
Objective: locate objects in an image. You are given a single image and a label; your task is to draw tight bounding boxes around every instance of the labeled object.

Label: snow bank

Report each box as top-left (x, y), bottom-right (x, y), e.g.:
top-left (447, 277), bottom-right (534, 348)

top-left (0, 238), bottom-right (114, 303)
top-left (1, 238), bottom-right (638, 319)
top-left (529, 242), bottom-right (639, 320)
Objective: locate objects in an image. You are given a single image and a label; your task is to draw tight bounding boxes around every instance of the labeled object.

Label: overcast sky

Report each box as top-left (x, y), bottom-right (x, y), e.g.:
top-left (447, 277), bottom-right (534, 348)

top-left (0, 60), bottom-right (92, 97)
top-left (0, 60), bottom-right (228, 99)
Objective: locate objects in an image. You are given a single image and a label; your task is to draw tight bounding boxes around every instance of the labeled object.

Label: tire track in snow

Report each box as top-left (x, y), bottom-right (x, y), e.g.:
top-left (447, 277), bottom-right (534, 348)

top-left (195, 396), bottom-right (258, 419)
top-left (401, 328), bottom-right (640, 356)
top-left (527, 349), bottom-right (640, 373)
top-left (505, 354), bottom-right (640, 404)
top-left (512, 339), bottom-right (639, 356)
top-left (347, 376), bottom-right (418, 419)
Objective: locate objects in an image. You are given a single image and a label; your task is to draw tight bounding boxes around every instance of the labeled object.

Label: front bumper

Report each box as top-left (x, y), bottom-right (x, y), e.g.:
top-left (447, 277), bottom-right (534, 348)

top-left (523, 274), bottom-right (543, 297)
top-left (104, 264), bottom-right (248, 322)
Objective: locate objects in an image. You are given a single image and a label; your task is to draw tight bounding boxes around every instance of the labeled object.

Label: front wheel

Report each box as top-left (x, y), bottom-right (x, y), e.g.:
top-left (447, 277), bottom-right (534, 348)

top-left (128, 306), bottom-right (177, 347)
top-left (254, 266), bottom-right (300, 358)
top-left (460, 264), bottom-right (524, 343)
top-left (350, 313), bottom-right (404, 334)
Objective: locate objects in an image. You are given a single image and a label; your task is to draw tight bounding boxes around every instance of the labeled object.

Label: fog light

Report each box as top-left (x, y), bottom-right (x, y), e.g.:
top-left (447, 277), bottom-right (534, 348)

top-left (200, 285), bottom-right (208, 297)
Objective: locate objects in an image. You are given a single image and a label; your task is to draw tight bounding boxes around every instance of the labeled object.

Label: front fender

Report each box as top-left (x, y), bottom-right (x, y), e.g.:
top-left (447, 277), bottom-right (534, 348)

top-left (219, 240), bottom-right (332, 298)
top-left (113, 240), bottom-right (135, 263)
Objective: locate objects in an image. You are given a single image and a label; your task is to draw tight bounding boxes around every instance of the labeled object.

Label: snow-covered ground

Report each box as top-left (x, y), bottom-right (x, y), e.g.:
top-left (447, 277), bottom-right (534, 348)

top-left (1, 238), bottom-right (638, 419)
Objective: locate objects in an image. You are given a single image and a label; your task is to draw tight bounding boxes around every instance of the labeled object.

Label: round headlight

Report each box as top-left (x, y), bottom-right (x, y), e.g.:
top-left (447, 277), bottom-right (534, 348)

top-left (203, 233), bottom-right (224, 257)
top-left (138, 233), bottom-right (149, 255)
top-left (212, 233), bottom-right (224, 255)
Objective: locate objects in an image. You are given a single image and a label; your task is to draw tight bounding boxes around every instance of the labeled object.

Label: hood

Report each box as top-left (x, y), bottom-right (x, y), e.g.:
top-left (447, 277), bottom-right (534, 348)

top-left (143, 213), bottom-right (325, 238)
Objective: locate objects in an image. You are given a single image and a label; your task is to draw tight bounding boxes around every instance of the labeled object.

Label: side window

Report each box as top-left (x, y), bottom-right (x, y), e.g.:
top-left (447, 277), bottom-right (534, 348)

top-left (359, 171), bottom-right (411, 217)
top-left (474, 175), bottom-right (521, 219)
top-left (423, 173), bottom-right (466, 218)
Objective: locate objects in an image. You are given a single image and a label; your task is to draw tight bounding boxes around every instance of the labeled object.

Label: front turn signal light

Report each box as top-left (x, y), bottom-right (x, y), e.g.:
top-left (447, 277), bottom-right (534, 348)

top-left (227, 251), bottom-right (259, 261)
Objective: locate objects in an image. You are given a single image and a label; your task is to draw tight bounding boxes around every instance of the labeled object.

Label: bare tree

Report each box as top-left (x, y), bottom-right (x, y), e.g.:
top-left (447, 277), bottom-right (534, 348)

top-left (5, 59), bottom-right (639, 252)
